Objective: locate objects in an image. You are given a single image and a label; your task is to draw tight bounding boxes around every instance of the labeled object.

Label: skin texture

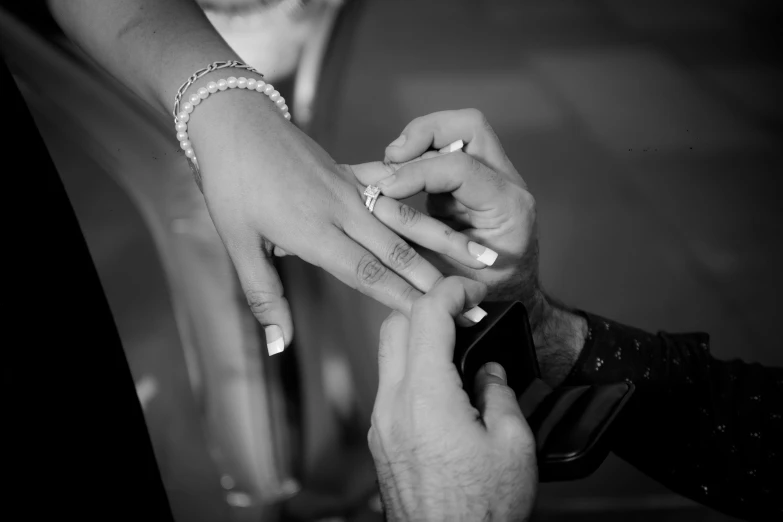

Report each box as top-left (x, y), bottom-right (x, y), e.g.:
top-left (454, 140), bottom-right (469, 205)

top-left (370, 277), bottom-right (537, 522)
top-left (354, 109), bottom-right (588, 386)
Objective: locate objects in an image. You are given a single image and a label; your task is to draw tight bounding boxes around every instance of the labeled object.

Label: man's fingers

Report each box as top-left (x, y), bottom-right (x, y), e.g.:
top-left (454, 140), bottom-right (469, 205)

top-left (407, 277), bottom-right (487, 374)
top-left (384, 109), bottom-right (485, 162)
top-left (384, 109), bottom-right (512, 176)
top-left (229, 236), bottom-right (294, 356)
top-left (473, 363), bottom-right (530, 441)
top-left (378, 152), bottom-right (504, 211)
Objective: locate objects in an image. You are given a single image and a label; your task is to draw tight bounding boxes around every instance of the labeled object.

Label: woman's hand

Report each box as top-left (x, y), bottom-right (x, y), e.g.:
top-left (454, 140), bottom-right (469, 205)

top-left (370, 277), bottom-right (537, 521)
top-left (351, 109), bottom-right (543, 319)
top-left (188, 92), bottom-right (447, 353)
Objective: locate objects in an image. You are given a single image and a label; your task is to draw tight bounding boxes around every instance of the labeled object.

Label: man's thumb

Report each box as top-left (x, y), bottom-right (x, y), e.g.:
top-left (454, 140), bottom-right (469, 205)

top-left (474, 362), bottom-right (529, 440)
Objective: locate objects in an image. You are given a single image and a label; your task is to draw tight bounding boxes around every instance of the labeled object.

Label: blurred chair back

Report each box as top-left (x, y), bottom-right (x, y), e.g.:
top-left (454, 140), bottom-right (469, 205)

top-left (0, 8), bottom-right (295, 519)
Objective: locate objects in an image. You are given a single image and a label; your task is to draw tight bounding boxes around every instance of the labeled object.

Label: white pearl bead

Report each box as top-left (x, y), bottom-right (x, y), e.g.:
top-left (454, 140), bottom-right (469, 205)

top-left (175, 121), bottom-right (187, 132)
top-left (180, 140), bottom-right (192, 150)
top-left (227, 77), bottom-right (238, 88)
top-left (247, 78), bottom-right (257, 90)
top-left (269, 91), bottom-right (281, 102)
top-left (198, 87), bottom-right (209, 99)
top-left (255, 81), bottom-right (266, 92)
top-left (275, 97), bottom-right (285, 107)
top-left (207, 81), bottom-right (218, 93)
top-left (189, 93), bottom-right (201, 105)
top-left (263, 84), bottom-right (274, 94)
top-left (185, 148), bottom-right (196, 159)
top-left (176, 131), bottom-right (188, 141)
top-left (177, 111), bottom-right (190, 123)
top-left (284, 112), bottom-right (291, 121)
top-left (237, 77), bottom-right (247, 89)
top-left (279, 104), bottom-right (288, 112)
top-left (182, 101), bottom-right (194, 113)
top-left (217, 79), bottom-right (228, 91)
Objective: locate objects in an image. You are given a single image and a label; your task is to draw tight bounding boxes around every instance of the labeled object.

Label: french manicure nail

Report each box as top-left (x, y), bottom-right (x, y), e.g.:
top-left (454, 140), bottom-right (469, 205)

top-left (468, 241), bottom-right (498, 266)
top-left (462, 306), bottom-right (487, 323)
top-left (387, 135), bottom-right (406, 148)
top-left (485, 362), bottom-right (507, 382)
top-left (265, 325), bottom-right (285, 356)
top-left (438, 139), bottom-right (464, 154)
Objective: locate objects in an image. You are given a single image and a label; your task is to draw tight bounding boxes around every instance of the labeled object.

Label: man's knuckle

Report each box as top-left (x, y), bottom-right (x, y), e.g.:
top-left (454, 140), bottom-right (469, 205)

top-left (463, 108), bottom-right (486, 126)
top-left (356, 253), bottom-right (388, 287)
top-left (522, 190), bottom-right (536, 212)
top-left (486, 382), bottom-right (517, 401)
top-left (467, 155), bottom-right (484, 176)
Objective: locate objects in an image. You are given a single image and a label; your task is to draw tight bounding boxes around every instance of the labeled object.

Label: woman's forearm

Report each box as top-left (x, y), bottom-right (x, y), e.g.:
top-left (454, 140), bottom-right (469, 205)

top-left (47, 0), bottom-right (244, 115)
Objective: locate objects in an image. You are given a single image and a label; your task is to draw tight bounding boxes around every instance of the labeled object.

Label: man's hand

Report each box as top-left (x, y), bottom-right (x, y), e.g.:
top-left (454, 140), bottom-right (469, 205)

top-left (369, 277), bottom-right (537, 521)
top-left (352, 109), bottom-right (588, 385)
top-left (351, 109), bottom-right (546, 327)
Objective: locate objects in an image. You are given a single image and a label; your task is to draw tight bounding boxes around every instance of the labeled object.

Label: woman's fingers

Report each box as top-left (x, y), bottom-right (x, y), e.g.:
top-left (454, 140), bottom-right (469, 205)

top-left (384, 109), bottom-right (513, 177)
top-left (317, 228), bottom-right (424, 317)
top-left (370, 196), bottom-right (497, 270)
top-left (342, 204), bottom-right (444, 294)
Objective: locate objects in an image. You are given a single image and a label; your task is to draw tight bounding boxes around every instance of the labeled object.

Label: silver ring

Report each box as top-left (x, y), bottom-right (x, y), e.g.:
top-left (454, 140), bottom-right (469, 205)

top-left (364, 185), bottom-right (381, 213)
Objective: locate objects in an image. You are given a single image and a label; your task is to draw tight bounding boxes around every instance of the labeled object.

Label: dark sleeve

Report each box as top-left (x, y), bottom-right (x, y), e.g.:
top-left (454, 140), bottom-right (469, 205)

top-left (561, 312), bottom-right (783, 521)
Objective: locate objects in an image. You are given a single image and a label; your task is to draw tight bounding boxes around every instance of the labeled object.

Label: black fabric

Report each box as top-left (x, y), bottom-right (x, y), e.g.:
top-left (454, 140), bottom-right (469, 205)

top-left (564, 312), bottom-right (783, 521)
top-left (3, 57), bottom-right (174, 520)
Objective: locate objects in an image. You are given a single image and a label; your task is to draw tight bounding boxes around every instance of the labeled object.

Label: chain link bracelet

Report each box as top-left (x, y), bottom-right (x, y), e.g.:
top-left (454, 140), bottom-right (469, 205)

top-left (171, 60), bottom-right (291, 184)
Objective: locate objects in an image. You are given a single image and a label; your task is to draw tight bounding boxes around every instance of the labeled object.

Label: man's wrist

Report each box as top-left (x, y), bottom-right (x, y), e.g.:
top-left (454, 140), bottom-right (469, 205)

top-left (530, 292), bottom-right (588, 387)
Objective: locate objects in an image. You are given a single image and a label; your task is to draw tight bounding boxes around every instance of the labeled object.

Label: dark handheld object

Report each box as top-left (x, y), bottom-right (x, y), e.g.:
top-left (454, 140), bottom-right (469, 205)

top-left (454, 302), bottom-right (634, 482)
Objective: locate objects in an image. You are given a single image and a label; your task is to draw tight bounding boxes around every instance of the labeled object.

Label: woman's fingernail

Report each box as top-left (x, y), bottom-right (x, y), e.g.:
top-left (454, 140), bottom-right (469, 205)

top-left (468, 241), bottom-right (498, 266)
top-left (462, 306), bottom-right (487, 323)
top-left (265, 325), bottom-right (285, 356)
top-left (438, 139), bottom-right (464, 154)
top-left (485, 362), bottom-right (507, 382)
top-left (387, 135), bottom-right (406, 148)
top-left (378, 175), bottom-right (396, 189)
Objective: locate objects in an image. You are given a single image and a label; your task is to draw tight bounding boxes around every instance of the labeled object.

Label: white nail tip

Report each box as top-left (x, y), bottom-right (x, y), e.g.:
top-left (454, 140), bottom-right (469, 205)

top-left (463, 306), bottom-right (487, 323)
top-left (267, 337), bottom-right (285, 356)
top-left (438, 139), bottom-right (464, 154)
top-left (477, 248), bottom-right (498, 266)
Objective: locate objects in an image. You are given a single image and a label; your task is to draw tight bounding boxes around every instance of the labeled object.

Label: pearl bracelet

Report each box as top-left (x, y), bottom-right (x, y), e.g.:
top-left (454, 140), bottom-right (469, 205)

top-left (173, 74), bottom-right (291, 174)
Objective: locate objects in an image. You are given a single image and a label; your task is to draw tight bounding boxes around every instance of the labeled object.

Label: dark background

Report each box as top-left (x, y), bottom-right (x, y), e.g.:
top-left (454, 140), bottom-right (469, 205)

top-left (5, 1), bottom-right (782, 521)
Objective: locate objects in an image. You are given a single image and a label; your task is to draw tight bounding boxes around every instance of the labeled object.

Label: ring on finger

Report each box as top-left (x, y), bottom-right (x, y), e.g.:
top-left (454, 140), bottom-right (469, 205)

top-left (364, 185), bottom-right (381, 213)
